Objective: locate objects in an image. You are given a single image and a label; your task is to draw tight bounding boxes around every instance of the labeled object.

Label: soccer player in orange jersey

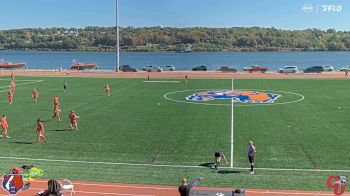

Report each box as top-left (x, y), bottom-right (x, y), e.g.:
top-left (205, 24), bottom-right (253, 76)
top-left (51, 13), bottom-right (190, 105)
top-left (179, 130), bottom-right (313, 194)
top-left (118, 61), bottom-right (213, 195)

top-left (69, 110), bottom-right (79, 131)
top-left (51, 104), bottom-right (62, 121)
top-left (11, 80), bottom-right (15, 93)
top-left (54, 94), bottom-right (59, 105)
top-left (8, 90), bottom-right (13, 104)
top-left (36, 119), bottom-right (47, 144)
top-left (33, 88), bottom-right (39, 102)
top-left (105, 84), bottom-right (111, 96)
top-left (0, 115), bottom-right (10, 138)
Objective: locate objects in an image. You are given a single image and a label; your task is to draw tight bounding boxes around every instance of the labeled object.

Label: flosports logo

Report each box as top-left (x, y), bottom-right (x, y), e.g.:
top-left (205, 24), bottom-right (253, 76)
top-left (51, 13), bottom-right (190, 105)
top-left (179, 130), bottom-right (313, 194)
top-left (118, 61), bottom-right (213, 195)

top-left (2, 174), bottom-right (25, 194)
top-left (186, 90), bottom-right (281, 103)
top-left (327, 176), bottom-right (346, 195)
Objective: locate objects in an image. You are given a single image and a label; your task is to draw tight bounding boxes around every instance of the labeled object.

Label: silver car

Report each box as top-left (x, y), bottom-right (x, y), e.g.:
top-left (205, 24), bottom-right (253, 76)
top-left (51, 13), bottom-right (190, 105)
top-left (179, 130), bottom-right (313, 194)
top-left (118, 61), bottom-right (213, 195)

top-left (162, 65), bottom-right (176, 71)
top-left (278, 66), bottom-right (299, 73)
top-left (143, 65), bottom-right (162, 72)
top-left (323, 65), bottom-right (334, 72)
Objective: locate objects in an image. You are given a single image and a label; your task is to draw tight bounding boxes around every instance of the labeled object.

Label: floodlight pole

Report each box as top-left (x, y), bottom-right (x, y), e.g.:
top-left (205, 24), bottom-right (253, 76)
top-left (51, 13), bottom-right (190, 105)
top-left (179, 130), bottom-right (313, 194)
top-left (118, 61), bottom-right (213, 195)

top-left (116, 0), bottom-right (120, 72)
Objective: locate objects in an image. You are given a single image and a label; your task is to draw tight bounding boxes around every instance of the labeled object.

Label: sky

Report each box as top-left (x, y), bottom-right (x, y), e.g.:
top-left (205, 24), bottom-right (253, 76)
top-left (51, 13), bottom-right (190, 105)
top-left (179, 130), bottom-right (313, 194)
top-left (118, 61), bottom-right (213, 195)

top-left (0, 0), bottom-right (350, 30)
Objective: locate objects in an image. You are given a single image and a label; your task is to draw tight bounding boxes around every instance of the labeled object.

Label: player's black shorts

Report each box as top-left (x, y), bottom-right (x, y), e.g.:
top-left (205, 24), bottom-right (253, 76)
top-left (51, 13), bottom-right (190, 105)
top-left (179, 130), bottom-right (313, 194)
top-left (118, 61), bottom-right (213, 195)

top-left (248, 155), bottom-right (254, 163)
top-left (214, 152), bottom-right (221, 157)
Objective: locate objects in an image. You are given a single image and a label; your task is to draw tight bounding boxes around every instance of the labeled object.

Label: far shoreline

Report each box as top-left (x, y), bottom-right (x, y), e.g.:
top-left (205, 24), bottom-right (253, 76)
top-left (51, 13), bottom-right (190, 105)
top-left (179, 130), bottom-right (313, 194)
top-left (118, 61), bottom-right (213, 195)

top-left (1, 49), bottom-right (350, 53)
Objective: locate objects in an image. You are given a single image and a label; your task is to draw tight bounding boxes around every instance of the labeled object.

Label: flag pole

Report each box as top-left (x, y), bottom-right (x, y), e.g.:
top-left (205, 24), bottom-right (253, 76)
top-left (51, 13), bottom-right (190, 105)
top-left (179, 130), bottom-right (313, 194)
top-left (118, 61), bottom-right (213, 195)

top-left (116, 0), bottom-right (120, 72)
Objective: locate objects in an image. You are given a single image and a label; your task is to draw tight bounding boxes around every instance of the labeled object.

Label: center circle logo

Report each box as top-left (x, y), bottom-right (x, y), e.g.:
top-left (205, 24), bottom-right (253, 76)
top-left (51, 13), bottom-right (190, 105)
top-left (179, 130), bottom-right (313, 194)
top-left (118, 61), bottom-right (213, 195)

top-left (186, 90), bottom-right (281, 103)
top-left (163, 89), bottom-right (304, 106)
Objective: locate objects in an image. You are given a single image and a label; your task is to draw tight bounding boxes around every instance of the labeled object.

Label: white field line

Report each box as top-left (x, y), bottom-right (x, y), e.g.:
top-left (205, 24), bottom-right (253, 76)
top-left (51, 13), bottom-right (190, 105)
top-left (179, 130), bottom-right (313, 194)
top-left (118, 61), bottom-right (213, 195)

top-left (142, 80), bottom-right (180, 83)
top-left (230, 79), bottom-right (234, 168)
top-left (247, 190), bottom-right (350, 196)
top-left (27, 181), bottom-right (350, 196)
top-left (32, 180), bottom-right (176, 190)
top-left (1, 156), bottom-right (350, 173)
top-left (0, 80), bottom-right (43, 92)
top-left (29, 187), bottom-right (155, 196)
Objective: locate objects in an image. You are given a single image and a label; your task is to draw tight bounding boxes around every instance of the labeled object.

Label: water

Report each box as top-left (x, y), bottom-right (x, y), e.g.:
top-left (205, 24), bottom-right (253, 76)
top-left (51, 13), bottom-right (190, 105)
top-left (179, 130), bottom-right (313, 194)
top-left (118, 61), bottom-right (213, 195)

top-left (0, 50), bottom-right (350, 71)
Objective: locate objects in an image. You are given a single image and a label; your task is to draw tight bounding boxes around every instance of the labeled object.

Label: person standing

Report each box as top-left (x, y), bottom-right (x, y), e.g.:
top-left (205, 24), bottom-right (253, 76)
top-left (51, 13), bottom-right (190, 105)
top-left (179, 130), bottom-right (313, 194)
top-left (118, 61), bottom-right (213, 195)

top-left (69, 110), bottom-right (79, 131)
top-left (11, 73), bottom-right (15, 81)
top-left (345, 69), bottom-right (348, 77)
top-left (33, 88), bottom-right (39, 102)
top-left (105, 83), bottom-right (111, 96)
top-left (178, 178), bottom-right (191, 196)
top-left (51, 104), bottom-right (62, 121)
top-left (8, 90), bottom-right (13, 104)
top-left (248, 141), bottom-right (256, 174)
top-left (185, 74), bottom-right (188, 83)
top-left (36, 119), bottom-right (47, 144)
top-left (11, 80), bottom-right (15, 93)
top-left (63, 80), bottom-right (68, 92)
top-left (1, 115), bottom-right (10, 138)
top-left (178, 177), bottom-right (202, 196)
top-left (54, 94), bottom-right (59, 106)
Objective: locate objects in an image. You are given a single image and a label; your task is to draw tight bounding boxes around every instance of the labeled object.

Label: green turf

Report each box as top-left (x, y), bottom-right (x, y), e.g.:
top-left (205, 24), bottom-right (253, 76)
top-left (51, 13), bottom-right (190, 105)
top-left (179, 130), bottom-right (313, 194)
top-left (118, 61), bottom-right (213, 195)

top-left (0, 76), bottom-right (349, 191)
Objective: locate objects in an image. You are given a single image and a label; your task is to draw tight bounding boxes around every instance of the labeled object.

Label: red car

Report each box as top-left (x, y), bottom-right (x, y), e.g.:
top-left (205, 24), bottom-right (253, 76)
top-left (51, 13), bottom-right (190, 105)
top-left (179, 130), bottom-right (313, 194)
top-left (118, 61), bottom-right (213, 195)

top-left (243, 65), bottom-right (267, 73)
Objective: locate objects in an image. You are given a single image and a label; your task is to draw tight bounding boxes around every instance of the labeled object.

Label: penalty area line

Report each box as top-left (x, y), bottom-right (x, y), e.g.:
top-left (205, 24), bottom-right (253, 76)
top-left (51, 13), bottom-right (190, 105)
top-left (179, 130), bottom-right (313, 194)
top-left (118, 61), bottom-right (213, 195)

top-left (0, 156), bottom-right (350, 172)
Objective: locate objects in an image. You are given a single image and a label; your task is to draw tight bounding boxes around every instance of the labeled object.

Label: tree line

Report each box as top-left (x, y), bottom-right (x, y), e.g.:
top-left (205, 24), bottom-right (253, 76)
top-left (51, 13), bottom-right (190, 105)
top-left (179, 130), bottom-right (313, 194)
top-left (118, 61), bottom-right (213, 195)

top-left (0, 26), bottom-right (350, 52)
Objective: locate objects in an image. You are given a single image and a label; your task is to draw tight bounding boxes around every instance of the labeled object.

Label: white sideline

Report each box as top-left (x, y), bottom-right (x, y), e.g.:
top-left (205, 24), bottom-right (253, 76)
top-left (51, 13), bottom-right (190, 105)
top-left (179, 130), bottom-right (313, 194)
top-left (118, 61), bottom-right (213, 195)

top-left (142, 80), bottom-right (180, 83)
top-left (1, 156), bottom-right (350, 172)
top-left (29, 187), bottom-right (155, 196)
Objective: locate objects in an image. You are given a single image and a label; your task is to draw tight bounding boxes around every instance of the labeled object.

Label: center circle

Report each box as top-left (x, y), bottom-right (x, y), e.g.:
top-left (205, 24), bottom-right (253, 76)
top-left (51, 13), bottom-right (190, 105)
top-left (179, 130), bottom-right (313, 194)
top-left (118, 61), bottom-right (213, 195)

top-left (163, 89), bottom-right (304, 107)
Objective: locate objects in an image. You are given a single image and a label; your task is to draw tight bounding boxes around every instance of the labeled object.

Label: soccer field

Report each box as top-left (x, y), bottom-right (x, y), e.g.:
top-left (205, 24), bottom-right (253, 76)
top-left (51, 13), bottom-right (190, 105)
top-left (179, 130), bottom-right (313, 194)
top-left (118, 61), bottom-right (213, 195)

top-left (0, 76), bottom-right (350, 191)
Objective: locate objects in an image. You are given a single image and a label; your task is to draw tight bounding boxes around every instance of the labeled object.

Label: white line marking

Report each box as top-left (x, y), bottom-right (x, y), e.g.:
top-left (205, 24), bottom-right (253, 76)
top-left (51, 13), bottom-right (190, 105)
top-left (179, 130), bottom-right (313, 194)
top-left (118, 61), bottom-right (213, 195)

top-left (29, 187), bottom-right (155, 196)
top-left (230, 79), bottom-right (234, 168)
top-left (1, 156), bottom-right (350, 172)
top-left (0, 80), bottom-right (43, 92)
top-left (142, 80), bottom-right (180, 83)
top-left (247, 190), bottom-right (350, 196)
top-left (32, 180), bottom-right (176, 190)
top-left (163, 89), bottom-right (305, 107)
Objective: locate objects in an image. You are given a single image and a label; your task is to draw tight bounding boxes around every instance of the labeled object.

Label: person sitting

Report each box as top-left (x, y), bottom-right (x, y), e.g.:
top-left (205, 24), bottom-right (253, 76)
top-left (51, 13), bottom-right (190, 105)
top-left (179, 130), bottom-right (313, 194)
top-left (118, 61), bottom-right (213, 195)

top-left (36, 179), bottom-right (62, 196)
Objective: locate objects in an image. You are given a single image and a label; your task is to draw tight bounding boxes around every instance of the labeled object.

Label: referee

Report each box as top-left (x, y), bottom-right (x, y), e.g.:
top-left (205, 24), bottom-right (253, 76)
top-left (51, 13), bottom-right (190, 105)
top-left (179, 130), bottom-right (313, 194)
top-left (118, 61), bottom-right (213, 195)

top-left (248, 141), bottom-right (256, 174)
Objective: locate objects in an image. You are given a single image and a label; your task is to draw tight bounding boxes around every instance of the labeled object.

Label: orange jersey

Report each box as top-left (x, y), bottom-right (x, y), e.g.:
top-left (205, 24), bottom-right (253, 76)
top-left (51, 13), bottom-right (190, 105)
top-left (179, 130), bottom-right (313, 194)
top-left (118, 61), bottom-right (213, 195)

top-left (11, 81), bottom-right (15, 90)
top-left (54, 96), bottom-right (59, 105)
top-left (54, 105), bottom-right (60, 115)
top-left (69, 113), bottom-right (77, 123)
top-left (105, 84), bottom-right (110, 91)
top-left (1, 118), bottom-right (8, 129)
top-left (33, 90), bottom-right (39, 98)
top-left (37, 122), bottom-right (44, 132)
top-left (8, 91), bottom-right (13, 99)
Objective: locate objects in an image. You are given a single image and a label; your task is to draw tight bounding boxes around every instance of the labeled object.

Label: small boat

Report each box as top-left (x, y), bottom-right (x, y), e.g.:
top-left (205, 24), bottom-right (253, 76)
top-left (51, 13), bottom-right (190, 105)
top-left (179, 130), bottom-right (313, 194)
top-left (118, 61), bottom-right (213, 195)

top-left (177, 44), bottom-right (193, 53)
top-left (71, 61), bottom-right (97, 70)
top-left (0, 60), bottom-right (26, 69)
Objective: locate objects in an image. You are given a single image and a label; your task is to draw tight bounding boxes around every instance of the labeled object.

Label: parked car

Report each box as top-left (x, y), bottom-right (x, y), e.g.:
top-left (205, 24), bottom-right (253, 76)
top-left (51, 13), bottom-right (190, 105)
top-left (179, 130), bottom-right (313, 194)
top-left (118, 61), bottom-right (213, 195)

top-left (243, 65), bottom-right (267, 73)
top-left (217, 66), bottom-right (237, 73)
top-left (119, 65), bottom-right (137, 72)
top-left (303, 66), bottom-right (324, 73)
top-left (192, 65), bottom-right (207, 71)
top-left (162, 65), bottom-right (176, 71)
top-left (322, 65), bottom-right (334, 72)
top-left (339, 65), bottom-right (350, 71)
top-left (143, 65), bottom-right (162, 72)
top-left (278, 66), bottom-right (299, 73)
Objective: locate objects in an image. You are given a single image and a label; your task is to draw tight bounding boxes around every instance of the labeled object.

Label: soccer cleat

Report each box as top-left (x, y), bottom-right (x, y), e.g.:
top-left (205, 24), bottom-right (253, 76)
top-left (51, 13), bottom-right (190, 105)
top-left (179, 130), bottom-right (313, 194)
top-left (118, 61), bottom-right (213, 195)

top-left (5, 136), bottom-right (10, 139)
top-left (249, 171), bottom-right (254, 174)
top-left (0, 135), bottom-right (2, 138)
